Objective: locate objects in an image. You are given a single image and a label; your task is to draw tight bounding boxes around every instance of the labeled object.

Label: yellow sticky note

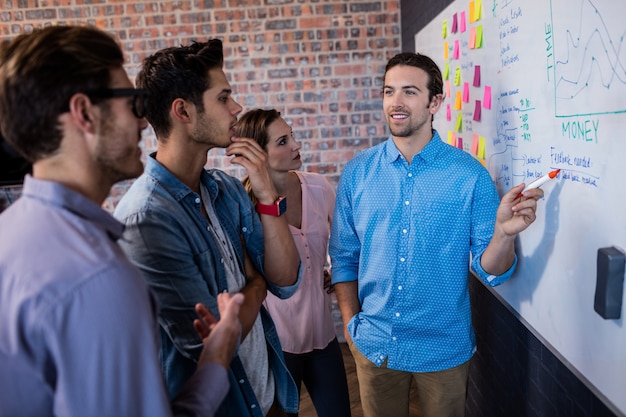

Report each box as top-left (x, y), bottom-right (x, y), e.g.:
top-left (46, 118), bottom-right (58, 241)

top-left (476, 25), bottom-right (483, 48)
top-left (454, 90), bottom-right (463, 110)
top-left (469, 1), bottom-right (475, 24)
top-left (454, 66), bottom-right (461, 86)
top-left (444, 62), bottom-right (450, 80)
top-left (478, 136), bottom-right (486, 159)
top-left (443, 41), bottom-right (449, 60)
top-left (442, 19), bottom-right (448, 38)
top-left (455, 113), bottom-right (463, 132)
top-left (474, 0), bottom-right (482, 21)
top-left (447, 130), bottom-right (455, 145)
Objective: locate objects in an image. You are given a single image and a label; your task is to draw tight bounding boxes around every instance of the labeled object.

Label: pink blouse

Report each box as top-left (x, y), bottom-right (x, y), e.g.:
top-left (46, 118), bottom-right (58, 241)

top-left (263, 171), bottom-right (337, 354)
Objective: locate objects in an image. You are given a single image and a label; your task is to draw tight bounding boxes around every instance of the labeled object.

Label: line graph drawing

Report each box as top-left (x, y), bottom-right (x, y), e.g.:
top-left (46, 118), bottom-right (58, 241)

top-left (552, 0), bottom-right (626, 116)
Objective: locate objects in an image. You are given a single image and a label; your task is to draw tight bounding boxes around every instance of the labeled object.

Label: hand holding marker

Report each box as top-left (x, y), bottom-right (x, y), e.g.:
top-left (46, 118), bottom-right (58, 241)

top-left (516, 169), bottom-right (561, 199)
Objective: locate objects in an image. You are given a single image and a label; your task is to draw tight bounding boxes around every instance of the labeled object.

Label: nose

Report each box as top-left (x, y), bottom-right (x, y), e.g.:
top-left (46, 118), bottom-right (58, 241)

top-left (231, 99), bottom-right (243, 116)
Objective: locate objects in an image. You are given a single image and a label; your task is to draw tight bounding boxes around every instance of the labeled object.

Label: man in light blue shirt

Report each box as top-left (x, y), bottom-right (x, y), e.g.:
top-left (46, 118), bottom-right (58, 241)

top-left (329, 52), bottom-right (544, 417)
top-left (0, 25), bottom-right (242, 417)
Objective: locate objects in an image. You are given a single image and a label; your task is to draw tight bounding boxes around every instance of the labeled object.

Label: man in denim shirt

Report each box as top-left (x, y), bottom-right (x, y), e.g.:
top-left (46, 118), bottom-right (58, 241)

top-left (115, 39), bottom-right (301, 417)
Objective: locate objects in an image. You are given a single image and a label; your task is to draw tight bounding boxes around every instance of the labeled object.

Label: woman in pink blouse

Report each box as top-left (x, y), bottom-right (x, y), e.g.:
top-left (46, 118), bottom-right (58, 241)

top-left (237, 109), bottom-right (351, 417)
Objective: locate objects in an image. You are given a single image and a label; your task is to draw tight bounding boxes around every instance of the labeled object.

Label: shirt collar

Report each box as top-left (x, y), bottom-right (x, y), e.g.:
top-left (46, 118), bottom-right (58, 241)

top-left (22, 174), bottom-right (124, 241)
top-left (383, 129), bottom-right (445, 165)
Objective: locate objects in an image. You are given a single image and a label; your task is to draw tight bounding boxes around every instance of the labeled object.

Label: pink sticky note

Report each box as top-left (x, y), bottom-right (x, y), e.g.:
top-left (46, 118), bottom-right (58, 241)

top-left (463, 82), bottom-right (470, 103)
top-left (473, 100), bottom-right (482, 121)
top-left (469, 27), bottom-right (476, 49)
top-left (451, 13), bottom-right (458, 33)
top-left (457, 136), bottom-right (463, 150)
top-left (483, 86), bottom-right (492, 109)
top-left (446, 80), bottom-right (451, 99)
top-left (473, 65), bottom-right (481, 87)
top-left (471, 133), bottom-right (479, 155)
top-left (460, 11), bottom-right (467, 32)
top-left (453, 39), bottom-right (460, 59)
top-left (446, 103), bottom-right (452, 121)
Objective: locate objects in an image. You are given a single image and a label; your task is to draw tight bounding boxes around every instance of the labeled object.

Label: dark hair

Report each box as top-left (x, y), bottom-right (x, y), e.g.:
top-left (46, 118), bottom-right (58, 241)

top-left (0, 25), bottom-right (124, 162)
top-left (383, 52), bottom-right (443, 102)
top-left (235, 108), bottom-right (283, 205)
top-left (136, 39), bottom-right (224, 139)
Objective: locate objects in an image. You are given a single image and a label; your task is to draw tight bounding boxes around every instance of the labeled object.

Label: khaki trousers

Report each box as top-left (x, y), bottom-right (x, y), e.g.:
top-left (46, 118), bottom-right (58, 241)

top-left (349, 340), bottom-right (469, 417)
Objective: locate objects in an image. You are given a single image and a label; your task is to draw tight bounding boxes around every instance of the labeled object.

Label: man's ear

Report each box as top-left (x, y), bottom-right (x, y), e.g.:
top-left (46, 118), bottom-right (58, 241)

top-left (171, 98), bottom-right (194, 123)
top-left (68, 93), bottom-right (96, 133)
top-left (429, 93), bottom-right (444, 113)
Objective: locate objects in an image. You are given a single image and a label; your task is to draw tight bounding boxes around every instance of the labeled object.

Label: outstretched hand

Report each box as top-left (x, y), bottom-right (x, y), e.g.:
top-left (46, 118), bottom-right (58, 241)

top-left (496, 183), bottom-right (544, 237)
top-left (195, 292), bottom-right (244, 369)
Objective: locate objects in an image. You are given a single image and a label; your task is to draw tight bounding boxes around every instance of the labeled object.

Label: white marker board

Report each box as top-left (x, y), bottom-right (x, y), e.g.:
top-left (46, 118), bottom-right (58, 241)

top-left (415, 0), bottom-right (626, 414)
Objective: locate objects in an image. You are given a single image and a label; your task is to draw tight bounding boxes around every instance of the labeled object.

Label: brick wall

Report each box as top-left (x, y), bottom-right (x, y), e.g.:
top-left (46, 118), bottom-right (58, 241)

top-left (0, 0), bottom-right (401, 209)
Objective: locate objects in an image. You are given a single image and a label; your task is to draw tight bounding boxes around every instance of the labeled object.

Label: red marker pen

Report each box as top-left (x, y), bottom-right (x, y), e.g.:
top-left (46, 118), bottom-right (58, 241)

top-left (516, 169), bottom-right (561, 199)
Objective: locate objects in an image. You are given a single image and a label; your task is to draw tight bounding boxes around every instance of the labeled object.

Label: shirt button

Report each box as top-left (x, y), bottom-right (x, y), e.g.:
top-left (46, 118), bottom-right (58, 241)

top-left (242, 227), bottom-right (247, 232)
top-left (398, 285), bottom-right (403, 290)
top-left (239, 379), bottom-right (244, 384)
top-left (395, 312), bottom-right (400, 317)
top-left (408, 173), bottom-right (413, 177)
top-left (251, 405), bottom-right (257, 409)
top-left (195, 197), bottom-right (201, 204)
top-left (404, 200), bottom-right (410, 205)
top-left (402, 229), bottom-right (407, 234)
top-left (392, 336), bottom-right (397, 341)
top-left (400, 257), bottom-right (405, 262)
top-left (379, 355), bottom-right (384, 360)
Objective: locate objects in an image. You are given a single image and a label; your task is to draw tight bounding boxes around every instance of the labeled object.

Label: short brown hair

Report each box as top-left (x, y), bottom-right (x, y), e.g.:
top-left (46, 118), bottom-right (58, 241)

top-left (0, 25), bottom-right (124, 162)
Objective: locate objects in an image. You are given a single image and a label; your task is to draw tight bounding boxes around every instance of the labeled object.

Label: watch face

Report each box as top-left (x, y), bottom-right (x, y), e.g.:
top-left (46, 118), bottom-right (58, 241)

top-left (277, 196), bottom-right (287, 215)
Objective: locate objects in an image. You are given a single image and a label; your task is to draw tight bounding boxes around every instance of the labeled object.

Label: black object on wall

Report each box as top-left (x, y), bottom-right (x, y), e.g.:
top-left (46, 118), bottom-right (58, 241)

top-left (400, 0), bottom-right (455, 52)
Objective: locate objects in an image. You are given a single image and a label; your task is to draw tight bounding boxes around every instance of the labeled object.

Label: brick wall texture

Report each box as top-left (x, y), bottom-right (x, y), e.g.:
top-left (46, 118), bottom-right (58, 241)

top-left (0, 0), bottom-right (401, 208)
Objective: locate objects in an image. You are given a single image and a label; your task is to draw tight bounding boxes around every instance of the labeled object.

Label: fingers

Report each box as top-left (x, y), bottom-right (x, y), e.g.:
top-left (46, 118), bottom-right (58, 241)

top-left (217, 292), bottom-right (244, 321)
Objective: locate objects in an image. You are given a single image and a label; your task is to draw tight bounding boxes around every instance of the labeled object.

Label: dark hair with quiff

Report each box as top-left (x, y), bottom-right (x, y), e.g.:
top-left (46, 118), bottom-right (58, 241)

top-left (136, 39), bottom-right (224, 140)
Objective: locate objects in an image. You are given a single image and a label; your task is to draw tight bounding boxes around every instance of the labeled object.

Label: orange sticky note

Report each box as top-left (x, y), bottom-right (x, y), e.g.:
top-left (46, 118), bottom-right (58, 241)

top-left (483, 85), bottom-right (492, 109)
top-left (454, 90), bottom-right (462, 110)
top-left (455, 112), bottom-right (463, 132)
top-left (478, 136), bottom-right (486, 159)
top-left (471, 133), bottom-right (479, 155)
top-left (443, 41), bottom-right (449, 60)
top-left (463, 82), bottom-right (470, 103)
top-left (469, 2), bottom-right (475, 24)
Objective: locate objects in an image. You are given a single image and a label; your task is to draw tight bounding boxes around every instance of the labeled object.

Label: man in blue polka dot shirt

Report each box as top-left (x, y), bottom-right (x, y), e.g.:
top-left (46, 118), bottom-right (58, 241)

top-left (329, 52), bottom-right (543, 417)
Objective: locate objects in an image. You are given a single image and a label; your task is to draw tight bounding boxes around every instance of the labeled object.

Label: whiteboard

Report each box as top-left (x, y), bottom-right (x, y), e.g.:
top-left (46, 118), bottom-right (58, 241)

top-left (415, 0), bottom-right (626, 414)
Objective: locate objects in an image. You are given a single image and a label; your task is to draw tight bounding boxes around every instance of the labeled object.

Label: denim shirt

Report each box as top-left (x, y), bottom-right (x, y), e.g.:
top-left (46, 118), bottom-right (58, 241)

top-left (114, 155), bottom-right (300, 416)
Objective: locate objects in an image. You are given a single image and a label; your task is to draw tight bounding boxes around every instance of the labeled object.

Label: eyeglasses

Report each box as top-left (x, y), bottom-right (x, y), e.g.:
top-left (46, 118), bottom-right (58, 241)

top-left (85, 88), bottom-right (148, 119)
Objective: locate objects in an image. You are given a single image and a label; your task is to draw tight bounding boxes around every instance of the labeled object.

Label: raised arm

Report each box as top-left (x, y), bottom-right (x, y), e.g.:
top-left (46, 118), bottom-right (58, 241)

top-left (226, 136), bottom-right (300, 286)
